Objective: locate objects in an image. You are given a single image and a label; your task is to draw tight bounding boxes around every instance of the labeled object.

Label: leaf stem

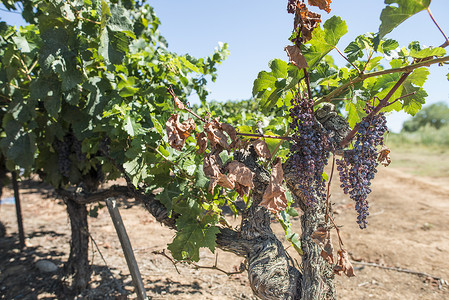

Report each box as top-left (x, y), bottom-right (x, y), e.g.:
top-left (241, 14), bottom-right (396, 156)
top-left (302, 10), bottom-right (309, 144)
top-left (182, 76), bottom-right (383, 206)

top-left (315, 55), bottom-right (449, 106)
top-left (426, 8), bottom-right (449, 48)
top-left (334, 46), bottom-right (361, 74)
top-left (167, 87), bottom-right (206, 122)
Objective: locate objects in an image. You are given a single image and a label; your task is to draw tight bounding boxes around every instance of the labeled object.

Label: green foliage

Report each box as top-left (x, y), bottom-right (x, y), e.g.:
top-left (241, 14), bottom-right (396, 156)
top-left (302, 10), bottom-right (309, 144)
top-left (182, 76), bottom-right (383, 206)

top-left (378, 0), bottom-right (431, 40)
top-left (402, 102), bottom-right (449, 132)
top-left (0, 0), bottom-right (229, 261)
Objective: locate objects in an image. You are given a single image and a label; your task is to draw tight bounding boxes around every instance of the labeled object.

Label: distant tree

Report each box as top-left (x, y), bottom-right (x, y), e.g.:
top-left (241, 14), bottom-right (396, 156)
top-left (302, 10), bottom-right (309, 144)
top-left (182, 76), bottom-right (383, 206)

top-left (402, 102), bottom-right (449, 132)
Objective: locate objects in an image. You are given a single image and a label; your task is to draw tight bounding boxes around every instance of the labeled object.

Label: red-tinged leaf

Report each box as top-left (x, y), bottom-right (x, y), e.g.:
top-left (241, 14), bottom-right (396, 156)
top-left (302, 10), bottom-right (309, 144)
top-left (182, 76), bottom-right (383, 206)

top-left (196, 132), bottom-right (208, 154)
top-left (308, 0), bottom-right (332, 13)
top-left (165, 114), bottom-right (195, 150)
top-left (250, 139), bottom-right (272, 160)
top-left (226, 161), bottom-right (255, 189)
top-left (334, 249), bottom-right (355, 277)
top-left (285, 45), bottom-right (309, 68)
top-left (204, 119), bottom-right (230, 151)
top-left (260, 158), bottom-right (288, 213)
top-left (377, 146), bottom-right (391, 167)
top-left (296, 3), bottom-right (322, 43)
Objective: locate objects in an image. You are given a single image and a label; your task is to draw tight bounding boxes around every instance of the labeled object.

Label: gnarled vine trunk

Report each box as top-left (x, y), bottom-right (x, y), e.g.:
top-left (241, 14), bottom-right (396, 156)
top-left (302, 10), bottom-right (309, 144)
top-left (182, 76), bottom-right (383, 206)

top-left (64, 198), bottom-right (90, 294)
top-left (284, 157), bottom-right (336, 300)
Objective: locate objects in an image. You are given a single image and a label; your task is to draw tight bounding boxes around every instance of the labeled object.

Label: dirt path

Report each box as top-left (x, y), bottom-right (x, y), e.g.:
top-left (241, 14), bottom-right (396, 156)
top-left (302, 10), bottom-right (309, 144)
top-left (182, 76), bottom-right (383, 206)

top-left (0, 165), bottom-right (448, 299)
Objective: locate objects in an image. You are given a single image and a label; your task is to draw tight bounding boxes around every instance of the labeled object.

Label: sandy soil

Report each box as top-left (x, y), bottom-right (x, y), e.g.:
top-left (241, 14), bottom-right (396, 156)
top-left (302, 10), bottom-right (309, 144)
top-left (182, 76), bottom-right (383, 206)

top-left (1, 160), bottom-right (448, 299)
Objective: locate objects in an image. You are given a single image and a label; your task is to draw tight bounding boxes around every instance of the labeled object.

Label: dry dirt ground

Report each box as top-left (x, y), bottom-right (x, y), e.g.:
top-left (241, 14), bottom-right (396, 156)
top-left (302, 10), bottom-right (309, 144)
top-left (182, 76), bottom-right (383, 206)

top-left (1, 149), bottom-right (449, 299)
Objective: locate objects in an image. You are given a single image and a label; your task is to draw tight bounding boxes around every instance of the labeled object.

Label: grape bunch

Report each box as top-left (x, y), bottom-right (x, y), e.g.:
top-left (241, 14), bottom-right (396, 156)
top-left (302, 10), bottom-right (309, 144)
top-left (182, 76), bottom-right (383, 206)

top-left (53, 137), bottom-right (72, 178)
top-left (53, 134), bottom-right (86, 178)
top-left (289, 97), bottom-right (331, 205)
top-left (337, 110), bottom-right (387, 229)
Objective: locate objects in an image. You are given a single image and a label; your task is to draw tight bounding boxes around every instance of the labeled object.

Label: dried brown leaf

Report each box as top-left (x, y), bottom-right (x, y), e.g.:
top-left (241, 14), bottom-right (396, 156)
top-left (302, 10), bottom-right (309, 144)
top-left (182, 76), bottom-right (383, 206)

top-left (227, 161), bottom-right (255, 190)
top-left (203, 152), bottom-right (222, 178)
top-left (321, 232), bottom-right (334, 264)
top-left (308, 0), bottom-right (332, 13)
top-left (196, 132), bottom-right (208, 154)
top-left (221, 123), bottom-right (238, 144)
top-left (377, 146), bottom-right (391, 167)
top-left (334, 249), bottom-right (355, 277)
top-left (217, 173), bottom-right (235, 190)
top-left (260, 158), bottom-right (288, 213)
top-left (250, 139), bottom-right (272, 160)
top-left (296, 3), bottom-right (321, 43)
top-left (204, 119), bottom-right (231, 151)
top-left (311, 227), bottom-right (327, 248)
top-left (173, 95), bottom-right (186, 110)
top-left (284, 45), bottom-right (309, 68)
top-left (166, 114), bottom-right (195, 150)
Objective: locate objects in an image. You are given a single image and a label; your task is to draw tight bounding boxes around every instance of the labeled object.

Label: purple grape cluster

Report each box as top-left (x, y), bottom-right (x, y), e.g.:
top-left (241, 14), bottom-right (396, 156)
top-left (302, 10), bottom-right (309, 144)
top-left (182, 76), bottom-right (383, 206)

top-left (53, 134), bottom-right (86, 178)
top-left (337, 111), bottom-right (387, 229)
top-left (289, 97), bottom-right (331, 205)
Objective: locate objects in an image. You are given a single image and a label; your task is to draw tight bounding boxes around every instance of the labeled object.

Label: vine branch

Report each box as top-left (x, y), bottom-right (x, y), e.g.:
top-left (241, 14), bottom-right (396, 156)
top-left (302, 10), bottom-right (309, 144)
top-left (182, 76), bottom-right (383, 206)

top-left (339, 71), bottom-right (411, 148)
top-left (315, 55), bottom-right (449, 106)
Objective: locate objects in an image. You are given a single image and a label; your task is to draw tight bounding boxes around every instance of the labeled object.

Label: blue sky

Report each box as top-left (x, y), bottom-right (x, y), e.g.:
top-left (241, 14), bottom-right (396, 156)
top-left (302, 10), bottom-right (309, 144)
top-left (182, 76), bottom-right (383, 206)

top-left (1, 0), bottom-right (449, 132)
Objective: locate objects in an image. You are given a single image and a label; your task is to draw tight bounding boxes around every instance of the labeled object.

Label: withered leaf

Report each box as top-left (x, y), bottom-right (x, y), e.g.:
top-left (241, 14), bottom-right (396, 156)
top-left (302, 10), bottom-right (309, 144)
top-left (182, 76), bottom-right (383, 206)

top-left (334, 249), bottom-right (355, 277)
top-left (227, 161), bottom-right (255, 189)
top-left (321, 232), bottom-right (334, 264)
top-left (208, 173), bottom-right (235, 194)
top-left (227, 161), bottom-right (255, 197)
top-left (204, 119), bottom-right (231, 151)
top-left (196, 132), bottom-right (208, 154)
top-left (260, 158), bottom-right (288, 213)
top-left (203, 152), bottom-right (222, 179)
top-left (308, 0), bottom-right (332, 13)
top-left (166, 114), bottom-right (195, 150)
top-left (250, 139), bottom-right (272, 160)
top-left (377, 146), bottom-right (391, 167)
top-left (285, 45), bottom-right (309, 69)
top-left (217, 173), bottom-right (235, 189)
top-left (173, 94), bottom-right (186, 110)
top-left (311, 227), bottom-right (328, 248)
top-left (296, 3), bottom-right (322, 43)
top-left (221, 123), bottom-right (238, 144)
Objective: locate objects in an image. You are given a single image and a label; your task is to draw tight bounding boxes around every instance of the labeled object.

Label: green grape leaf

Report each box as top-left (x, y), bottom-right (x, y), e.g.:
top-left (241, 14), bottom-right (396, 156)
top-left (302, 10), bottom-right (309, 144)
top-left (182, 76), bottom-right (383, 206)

top-left (378, 0), bottom-right (431, 40)
top-left (168, 216), bottom-right (220, 262)
top-left (401, 83), bottom-right (427, 116)
top-left (302, 16), bottom-right (347, 70)
top-left (410, 47), bottom-right (446, 59)
top-left (0, 120), bottom-right (36, 170)
top-left (155, 182), bottom-right (182, 216)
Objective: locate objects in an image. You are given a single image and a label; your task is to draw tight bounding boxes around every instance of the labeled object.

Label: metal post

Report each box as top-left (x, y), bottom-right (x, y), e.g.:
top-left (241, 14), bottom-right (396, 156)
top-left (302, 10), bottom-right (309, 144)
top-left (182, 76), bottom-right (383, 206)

top-left (105, 198), bottom-right (147, 300)
top-left (11, 171), bottom-right (25, 249)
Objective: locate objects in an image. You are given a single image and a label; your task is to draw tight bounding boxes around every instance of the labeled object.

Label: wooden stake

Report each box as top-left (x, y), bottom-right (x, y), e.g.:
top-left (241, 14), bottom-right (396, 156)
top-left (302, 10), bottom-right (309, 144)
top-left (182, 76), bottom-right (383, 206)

top-left (11, 171), bottom-right (25, 249)
top-left (105, 198), bottom-right (148, 300)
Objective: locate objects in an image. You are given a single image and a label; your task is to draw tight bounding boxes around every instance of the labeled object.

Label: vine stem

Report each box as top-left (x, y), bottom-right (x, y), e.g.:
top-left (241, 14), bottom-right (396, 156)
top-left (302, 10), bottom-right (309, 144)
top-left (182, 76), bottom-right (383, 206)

top-left (339, 71), bottom-right (411, 148)
top-left (314, 55), bottom-right (449, 106)
top-left (236, 132), bottom-right (290, 140)
top-left (167, 87), bottom-right (206, 122)
top-left (426, 8), bottom-right (449, 47)
top-left (325, 155), bottom-right (335, 223)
